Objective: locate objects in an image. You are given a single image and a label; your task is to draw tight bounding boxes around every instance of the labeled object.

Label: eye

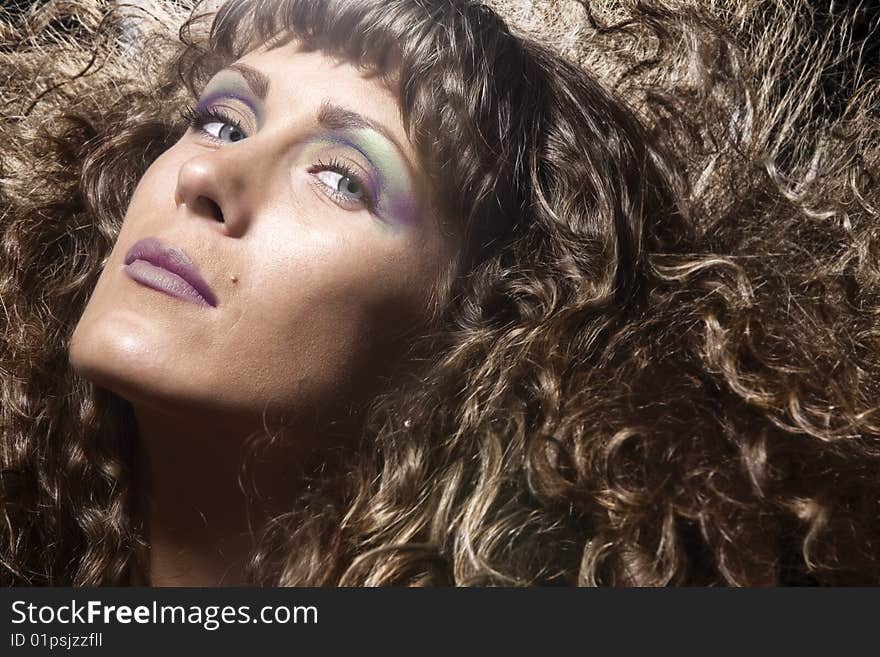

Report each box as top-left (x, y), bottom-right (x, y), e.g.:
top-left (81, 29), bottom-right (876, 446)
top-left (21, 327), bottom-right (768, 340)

top-left (308, 157), bottom-right (376, 211)
top-left (315, 169), bottom-right (364, 200)
top-left (180, 105), bottom-right (248, 144)
top-left (204, 121), bottom-right (246, 143)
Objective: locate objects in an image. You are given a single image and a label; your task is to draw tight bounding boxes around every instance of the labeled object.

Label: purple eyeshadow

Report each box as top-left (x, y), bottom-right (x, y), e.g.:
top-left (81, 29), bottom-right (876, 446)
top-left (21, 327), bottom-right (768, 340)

top-left (195, 91), bottom-right (262, 124)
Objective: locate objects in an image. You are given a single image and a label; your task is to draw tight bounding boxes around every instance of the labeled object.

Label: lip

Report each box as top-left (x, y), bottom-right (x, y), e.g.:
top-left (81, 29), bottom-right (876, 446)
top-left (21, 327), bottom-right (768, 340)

top-left (122, 237), bottom-right (218, 308)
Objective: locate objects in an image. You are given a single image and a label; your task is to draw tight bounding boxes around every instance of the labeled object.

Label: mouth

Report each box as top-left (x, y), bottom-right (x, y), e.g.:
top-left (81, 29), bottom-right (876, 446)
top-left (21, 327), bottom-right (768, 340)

top-left (122, 237), bottom-right (218, 308)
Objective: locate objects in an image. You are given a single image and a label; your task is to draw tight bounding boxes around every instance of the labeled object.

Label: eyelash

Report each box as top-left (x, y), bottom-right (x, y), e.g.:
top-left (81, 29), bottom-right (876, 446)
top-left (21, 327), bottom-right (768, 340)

top-left (179, 103), bottom-right (376, 211)
top-left (307, 157), bottom-right (376, 210)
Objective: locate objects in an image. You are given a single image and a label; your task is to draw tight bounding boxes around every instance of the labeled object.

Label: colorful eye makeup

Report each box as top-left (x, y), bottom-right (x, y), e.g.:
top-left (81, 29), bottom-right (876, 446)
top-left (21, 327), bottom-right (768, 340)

top-left (302, 130), bottom-right (419, 226)
top-left (188, 66), bottom-right (421, 228)
top-left (197, 69), bottom-right (265, 128)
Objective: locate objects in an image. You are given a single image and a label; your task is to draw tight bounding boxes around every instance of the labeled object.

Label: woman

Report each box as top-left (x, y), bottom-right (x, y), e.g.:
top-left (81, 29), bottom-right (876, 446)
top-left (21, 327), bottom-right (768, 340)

top-left (1, 0), bottom-right (878, 586)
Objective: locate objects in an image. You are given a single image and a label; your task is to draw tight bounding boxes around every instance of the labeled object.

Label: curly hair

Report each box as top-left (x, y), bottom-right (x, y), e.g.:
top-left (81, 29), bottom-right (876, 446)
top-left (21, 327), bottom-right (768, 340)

top-left (0, 0), bottom-right (878, 586)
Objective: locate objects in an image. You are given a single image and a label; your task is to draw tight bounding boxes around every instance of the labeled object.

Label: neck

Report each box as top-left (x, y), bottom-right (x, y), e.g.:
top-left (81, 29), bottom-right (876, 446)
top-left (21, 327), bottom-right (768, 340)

top-left (130, 405), bottom-right (320, 586)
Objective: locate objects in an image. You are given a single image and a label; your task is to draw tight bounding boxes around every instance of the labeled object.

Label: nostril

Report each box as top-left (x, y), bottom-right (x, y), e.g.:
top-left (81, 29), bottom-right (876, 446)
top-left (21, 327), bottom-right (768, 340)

top-left (196, 195), bottom-right (224, 223)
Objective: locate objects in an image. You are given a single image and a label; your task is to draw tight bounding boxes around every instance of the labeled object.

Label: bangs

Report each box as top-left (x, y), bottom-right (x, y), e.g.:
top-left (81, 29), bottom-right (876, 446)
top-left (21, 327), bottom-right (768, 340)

top-left (210, 0), bottom-right (420, 86)
top-left (204, 0), bottom-right (457, 147)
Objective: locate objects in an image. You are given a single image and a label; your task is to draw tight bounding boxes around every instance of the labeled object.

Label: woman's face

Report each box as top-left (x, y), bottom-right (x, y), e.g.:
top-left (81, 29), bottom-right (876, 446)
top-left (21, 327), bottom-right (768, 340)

top-left (69, 39), bottom-right (451, 434)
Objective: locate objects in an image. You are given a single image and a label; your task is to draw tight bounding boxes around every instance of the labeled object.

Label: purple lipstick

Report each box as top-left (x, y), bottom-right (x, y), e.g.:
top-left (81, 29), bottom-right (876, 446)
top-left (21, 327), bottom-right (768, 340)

top-left (122, 237), bottom-right (217, 308)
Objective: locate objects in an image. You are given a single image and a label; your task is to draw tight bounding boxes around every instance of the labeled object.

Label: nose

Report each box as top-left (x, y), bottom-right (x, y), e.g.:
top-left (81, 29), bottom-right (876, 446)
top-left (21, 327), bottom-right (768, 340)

top-left (174, 144), bottom-right (256, 237)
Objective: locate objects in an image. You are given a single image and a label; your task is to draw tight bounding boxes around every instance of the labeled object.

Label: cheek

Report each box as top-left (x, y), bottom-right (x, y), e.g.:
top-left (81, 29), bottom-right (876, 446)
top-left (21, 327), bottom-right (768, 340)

top-left (235, 227), bottom-right (434, 406)
top-left (127, 148), bottom-right (187, 213)
top-left (103, 150), bottom-right (185, 260)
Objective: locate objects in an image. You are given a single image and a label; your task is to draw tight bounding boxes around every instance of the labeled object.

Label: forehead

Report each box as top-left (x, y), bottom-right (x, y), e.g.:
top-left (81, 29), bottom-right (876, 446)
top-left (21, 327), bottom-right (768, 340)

top-left (230, 40), bottom-right (412, 159)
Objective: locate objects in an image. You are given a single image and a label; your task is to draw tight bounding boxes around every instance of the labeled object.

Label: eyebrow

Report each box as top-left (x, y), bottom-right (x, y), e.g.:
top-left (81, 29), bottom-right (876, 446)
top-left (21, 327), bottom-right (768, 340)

top-left (220, 63), bottom-right (418, 177)
top-left (316, 100), bottom-right (417, 175)
top-left (226, 63), bottom-right (270, 100)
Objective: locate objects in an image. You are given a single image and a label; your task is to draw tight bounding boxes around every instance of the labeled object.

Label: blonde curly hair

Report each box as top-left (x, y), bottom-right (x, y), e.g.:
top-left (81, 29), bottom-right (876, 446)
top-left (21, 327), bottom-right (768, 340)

top-left (1, 0), bottom-right (878, 585)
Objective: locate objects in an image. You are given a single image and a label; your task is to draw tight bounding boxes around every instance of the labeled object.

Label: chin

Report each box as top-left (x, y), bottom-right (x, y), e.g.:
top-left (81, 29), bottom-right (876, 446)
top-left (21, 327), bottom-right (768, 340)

top-left (69, 323), bottom-right (173, 411)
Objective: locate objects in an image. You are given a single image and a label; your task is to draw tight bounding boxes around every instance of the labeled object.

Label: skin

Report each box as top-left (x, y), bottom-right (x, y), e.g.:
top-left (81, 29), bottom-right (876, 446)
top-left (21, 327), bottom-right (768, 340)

top-left (68, 39), bottom-right (453, 585)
